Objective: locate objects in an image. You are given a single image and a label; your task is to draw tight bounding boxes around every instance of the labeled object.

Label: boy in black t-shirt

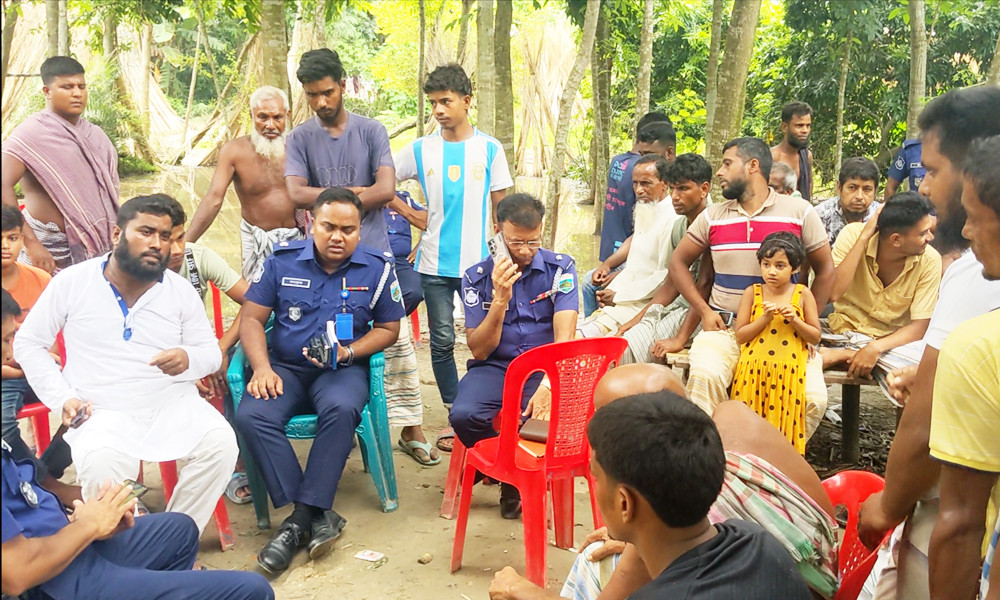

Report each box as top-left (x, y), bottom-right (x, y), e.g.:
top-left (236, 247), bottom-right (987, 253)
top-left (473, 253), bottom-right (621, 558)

top-left (587, 391), bottom-right (811, 599)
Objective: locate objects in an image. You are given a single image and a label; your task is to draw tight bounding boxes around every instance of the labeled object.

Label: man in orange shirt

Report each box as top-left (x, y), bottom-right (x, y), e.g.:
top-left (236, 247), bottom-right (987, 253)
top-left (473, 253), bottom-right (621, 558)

top-left (1, 205), bottom-right (72, 488)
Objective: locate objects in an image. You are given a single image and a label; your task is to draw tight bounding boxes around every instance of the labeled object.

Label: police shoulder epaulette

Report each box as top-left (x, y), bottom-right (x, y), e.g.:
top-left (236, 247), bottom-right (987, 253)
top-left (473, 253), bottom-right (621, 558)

top-left (273, 239), bottom-right (308, 253)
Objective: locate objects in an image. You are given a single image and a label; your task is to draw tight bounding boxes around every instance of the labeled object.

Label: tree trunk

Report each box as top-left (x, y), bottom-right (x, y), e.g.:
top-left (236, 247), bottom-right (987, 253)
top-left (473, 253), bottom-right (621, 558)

top-left (260, 0), bottom-right (290, 101)
top-left (456, 0), bottom-right (472, 64)
top-left (591, 5), bottom-right (611, 231)
top-left (989, 30), bottom-right (1000, 85)
top-left (2, 0), bottom-right (20, 83)
top-left (704, 0), bottom-right (724, 148)
top-left (196, 3), bottom-right (228, 140)
top-left (178, 26), bottom-right (202, 161)
top-left (493, 0), bottom-right (514, 160)
top-left (57, 0), bottom-right (67, 54)
top-left (475, 0), bottom-right (494, 135)
top-left (417, 0), bottom-right (426, 137)
top-left (705, 0), bottom-right (761, 196)
top-left (633, 0), bottom-right (655, 132)
top-left (542, 0), bottom-right (600, 248)
top-left (140, 22), bottom-right (152, 137)
top-left (45, 0), bottom-right (58, 57)
top-left (102, 11), bottom-right (117, 58)
top-left (835, 29), bottom-right (852, 175)
top-left (906, 0), bottom-right (927, 138)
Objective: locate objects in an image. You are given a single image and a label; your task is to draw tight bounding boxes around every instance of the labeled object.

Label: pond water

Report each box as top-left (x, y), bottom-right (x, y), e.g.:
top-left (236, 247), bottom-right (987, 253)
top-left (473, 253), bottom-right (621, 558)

top-left (119, 166), bottom-right (603, 279)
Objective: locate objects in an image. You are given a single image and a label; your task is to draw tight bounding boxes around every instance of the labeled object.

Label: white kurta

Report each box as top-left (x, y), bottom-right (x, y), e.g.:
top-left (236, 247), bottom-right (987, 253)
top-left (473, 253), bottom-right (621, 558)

top-left (595, 197), bottom-right (679, 327)
top-left (14, 255), bottom-right (226, 462)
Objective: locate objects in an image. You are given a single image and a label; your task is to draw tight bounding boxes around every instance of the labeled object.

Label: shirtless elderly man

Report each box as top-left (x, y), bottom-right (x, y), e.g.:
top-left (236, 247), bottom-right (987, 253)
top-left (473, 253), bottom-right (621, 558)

top-left (186, 86), bottom-right (304, 281)
top-left (1, 56), bottom-right (119, 274)
top-left (489, 363), bottom-right (837, 600)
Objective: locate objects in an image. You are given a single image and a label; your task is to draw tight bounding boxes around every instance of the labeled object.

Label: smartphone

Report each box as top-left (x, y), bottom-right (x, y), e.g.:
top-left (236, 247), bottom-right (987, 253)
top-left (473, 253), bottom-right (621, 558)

top-left (714, 309), bottom-right (736, 327)
top-left (487, 232), bottom-right (512, 263)
top-left (120, 479), bottom-right (149, 506)
top-left (69, 410), bottom-right (87, 429)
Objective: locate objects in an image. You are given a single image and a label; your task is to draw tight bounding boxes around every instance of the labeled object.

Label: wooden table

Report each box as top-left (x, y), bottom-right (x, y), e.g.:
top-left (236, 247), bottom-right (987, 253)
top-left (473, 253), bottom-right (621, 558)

top-left (663, 352), bottom-right (878, 463)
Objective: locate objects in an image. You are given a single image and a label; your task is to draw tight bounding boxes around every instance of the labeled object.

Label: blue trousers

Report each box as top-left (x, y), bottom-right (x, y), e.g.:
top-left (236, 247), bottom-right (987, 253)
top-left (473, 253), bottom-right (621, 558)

top-left (394, 257), bottom-right (424, 316)
top-left (449, 362), bottom-right (543, 448)
top-left (580, 265), bottom-right (624, 317)
top-left (27, 513), bottom-right (272, 600)
top-left (420, 274), bottom-right (463, 407)
top-left (234, 361), bottom-right (369, 509)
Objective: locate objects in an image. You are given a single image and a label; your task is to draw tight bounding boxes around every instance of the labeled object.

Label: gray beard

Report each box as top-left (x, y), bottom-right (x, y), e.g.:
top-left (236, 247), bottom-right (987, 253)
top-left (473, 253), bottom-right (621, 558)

top-left (633, 200), bottom-right (660, 236)
top-left (250, 129), bottom-right (287, 161)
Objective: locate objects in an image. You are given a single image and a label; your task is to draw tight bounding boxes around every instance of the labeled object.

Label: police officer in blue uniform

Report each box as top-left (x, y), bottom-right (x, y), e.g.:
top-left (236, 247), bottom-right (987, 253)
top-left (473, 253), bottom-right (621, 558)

top-left (383, 190), bottom-right (426, 315)
top-left (0, 291), bottom-right (272, 600)
top-left (885, 138), bottom-right (926, 200)
top-left (235, 188), bottom-right (405, 574)
top-left (449, 194), bottom-right (578, 519)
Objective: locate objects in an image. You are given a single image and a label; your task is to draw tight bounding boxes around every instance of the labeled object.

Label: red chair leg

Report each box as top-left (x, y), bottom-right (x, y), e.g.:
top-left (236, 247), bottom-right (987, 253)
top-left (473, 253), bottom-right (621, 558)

top-left (30, 413), bottom-right (51, 457)
top-left (586, 472), bottom-right (604, 529)
top-left (213, 496), bottom-right (235, 551)
top-left (159, 461), bottom-right (179, 499)
top-left (410, 310), bottom-right (422, 348)
top-left (440, 438), bottom-right (467, 519)
top-left (450, 463), bottom-right (478, 574)
top-left (521, 480), bottom-right (549, 587)
top-left (551, 477), bottom-right (575, 550)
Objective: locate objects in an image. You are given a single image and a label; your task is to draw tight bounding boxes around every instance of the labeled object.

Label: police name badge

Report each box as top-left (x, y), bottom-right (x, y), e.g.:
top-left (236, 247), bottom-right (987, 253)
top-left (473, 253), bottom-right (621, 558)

top-left (281, 277), bottom-right (311, 289)
top-left (288, 305), bottom-right (303, 322)
top-left (463, 287), bottom-right (480, 307)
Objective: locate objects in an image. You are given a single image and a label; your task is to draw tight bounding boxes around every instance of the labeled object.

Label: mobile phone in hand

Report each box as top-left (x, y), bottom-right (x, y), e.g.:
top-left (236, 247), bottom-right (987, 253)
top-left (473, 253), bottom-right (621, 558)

top-left (487, 232), bottom-right (512, 263)
top-left (69, 410), bottom-right (87, 429)
top-left (120, 479), bottom-right (149, 506)
top-left (714, 309), bottom-right (736, 327)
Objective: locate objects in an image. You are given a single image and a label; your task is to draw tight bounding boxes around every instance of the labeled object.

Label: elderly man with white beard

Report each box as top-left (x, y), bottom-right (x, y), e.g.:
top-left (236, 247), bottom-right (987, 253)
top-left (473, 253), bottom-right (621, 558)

top-left (577, 155), bottom-right (679, 338)
top-left (186, 86), bottom-right (306, 281)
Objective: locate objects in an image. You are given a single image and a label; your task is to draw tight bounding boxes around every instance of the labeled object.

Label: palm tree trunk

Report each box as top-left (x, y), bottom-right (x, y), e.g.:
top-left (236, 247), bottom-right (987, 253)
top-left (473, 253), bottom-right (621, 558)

top-left (493, 0), bottom-right (514, 160)
top-left (476, 0), bottom-right (494, 134)
top-left (542, 0), bottom-right (600, 247)
top-left (56, 0), bottom-right (67, 54)
top-left (45, 0), bottom-right (58, 57)
top-left (260, 0), bottom-right (290, 100)
top-left (906, 0), bottom-right (927, 137)
top-left (704, 0), bottom-right (724, 148)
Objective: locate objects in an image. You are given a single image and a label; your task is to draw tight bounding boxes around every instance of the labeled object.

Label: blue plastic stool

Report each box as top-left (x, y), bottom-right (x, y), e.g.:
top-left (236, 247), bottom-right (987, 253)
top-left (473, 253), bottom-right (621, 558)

top-left (227, 339), bottom-right (398, 530)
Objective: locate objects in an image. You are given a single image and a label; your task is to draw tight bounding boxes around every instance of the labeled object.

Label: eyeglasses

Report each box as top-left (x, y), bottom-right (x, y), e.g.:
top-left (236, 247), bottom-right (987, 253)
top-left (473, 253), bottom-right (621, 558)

top-left (503, 236), bottom-right (542, 250)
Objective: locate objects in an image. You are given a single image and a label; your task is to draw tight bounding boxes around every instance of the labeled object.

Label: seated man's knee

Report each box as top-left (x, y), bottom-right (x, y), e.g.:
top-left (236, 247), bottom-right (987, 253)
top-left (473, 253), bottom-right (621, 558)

top-left (202, 426), bottom-right (239, 465)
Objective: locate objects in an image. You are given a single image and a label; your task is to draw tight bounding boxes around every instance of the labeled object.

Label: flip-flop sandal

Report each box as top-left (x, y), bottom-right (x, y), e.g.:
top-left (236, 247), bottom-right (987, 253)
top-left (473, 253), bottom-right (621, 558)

top-left (435, 427), bottom-right (456, 453)
top-left (224, 473), bottom-right (253, 505)
top-left (397, 438), bottom-right (442, 466)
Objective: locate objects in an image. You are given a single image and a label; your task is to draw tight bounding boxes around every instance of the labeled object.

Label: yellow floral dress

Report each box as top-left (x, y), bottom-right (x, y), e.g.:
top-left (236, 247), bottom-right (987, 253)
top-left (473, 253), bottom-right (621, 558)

top-left (731, 283), bottom-right (809, 453)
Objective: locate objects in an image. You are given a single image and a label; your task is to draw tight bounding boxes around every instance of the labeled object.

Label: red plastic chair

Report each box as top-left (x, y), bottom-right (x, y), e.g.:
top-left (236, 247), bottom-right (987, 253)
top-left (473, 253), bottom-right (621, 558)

top-left (15, 403), bottom-right (52, 457)
top-left (822, 470), bottom-right (889, 600)
top-left (410, 310), bottom-right (422, 348)
top-left (209, 282), bottom-right (224, 340)
top-left (449, 337), bottom-right (627, 586)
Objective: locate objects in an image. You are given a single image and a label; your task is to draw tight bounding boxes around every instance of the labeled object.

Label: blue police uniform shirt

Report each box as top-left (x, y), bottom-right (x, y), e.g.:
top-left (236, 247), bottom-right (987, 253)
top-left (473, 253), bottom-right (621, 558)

top-left (2, 446), bottom-right (68, 545)
top-left (887, 139), bottom-right (925, 191)
top-left (384, 191), bottom-right (426, 259)
top-left (599, 151), bottom-right (640, 261)
top-left (246, 239), bottom-right (406, 368)
top-left (462, 249), bottom-right (578, 366)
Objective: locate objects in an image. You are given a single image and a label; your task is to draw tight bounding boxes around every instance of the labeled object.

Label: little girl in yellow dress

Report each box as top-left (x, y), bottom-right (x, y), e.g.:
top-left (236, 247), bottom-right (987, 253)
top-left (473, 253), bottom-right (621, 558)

top-left (731, 232), bottom-right (821, 453)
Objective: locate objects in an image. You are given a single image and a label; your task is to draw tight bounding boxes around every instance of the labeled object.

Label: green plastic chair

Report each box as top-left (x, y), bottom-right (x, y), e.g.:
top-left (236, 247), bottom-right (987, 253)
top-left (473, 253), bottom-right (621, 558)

top-left (227, 327), bottom-right (398, 530)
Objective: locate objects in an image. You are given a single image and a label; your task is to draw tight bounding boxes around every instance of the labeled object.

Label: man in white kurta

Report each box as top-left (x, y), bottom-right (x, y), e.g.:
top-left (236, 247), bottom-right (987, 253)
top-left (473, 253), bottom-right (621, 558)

top-left (13, 195), bottom-right (238, 534)
top-left (579, 155), bottom-right (678, 337)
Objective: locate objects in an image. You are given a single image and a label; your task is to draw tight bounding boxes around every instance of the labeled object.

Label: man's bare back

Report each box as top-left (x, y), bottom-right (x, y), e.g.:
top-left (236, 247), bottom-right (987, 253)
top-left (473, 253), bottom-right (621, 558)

top-left (185, 135), bottom-right (295, 242)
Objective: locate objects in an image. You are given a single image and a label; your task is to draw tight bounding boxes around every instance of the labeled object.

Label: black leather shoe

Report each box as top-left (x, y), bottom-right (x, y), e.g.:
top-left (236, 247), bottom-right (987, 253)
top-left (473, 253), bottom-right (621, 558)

top-left (308, 509), bottom-right (348, 559)
top-left (500, 483), bottom-right (522, 519)
top-left (257, 521), bottom-right (308, 574)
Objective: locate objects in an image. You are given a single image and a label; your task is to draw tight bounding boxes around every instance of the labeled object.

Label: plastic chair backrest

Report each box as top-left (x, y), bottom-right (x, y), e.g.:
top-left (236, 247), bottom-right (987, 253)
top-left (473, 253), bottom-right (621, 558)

top-left (822, 470), bottom-right (886, 600)
top-left (496, 338), bottom-right (627, 472)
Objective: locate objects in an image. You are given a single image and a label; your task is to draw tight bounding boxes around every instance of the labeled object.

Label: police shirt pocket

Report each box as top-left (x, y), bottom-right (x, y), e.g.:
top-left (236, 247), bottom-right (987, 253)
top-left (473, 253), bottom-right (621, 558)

top-left (278, 292), bottom-right (316, 324)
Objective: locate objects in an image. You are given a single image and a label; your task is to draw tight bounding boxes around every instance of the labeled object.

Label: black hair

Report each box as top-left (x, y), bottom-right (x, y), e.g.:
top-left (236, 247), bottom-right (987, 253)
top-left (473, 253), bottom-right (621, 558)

top-left (635, 154), bottom-right (669, 182)
top-left (963, 135), bottom-right (1000, 221)
top-left (496, 193), bottom-right (545, 229)
top-left (40, 56), bottom-right (84, 85)
top-left (757, 231), bottom-right (806, 269)
top-left (878, 191), bottom-right (936, 236)
top-left (781, 101), bottom-right (813, 123)
top-left (838, 157), bottom-right (880, 187)
top-left (117, 194), bottom-right (184, 229)
top-left (1, 204), bottom-right (24, 232)
top-left (635, 111), bottom-right (671, 139)
top-left (296, 48), bottom-right (345, 84)
top-left (723, 137), bottom-right (773, 180)
top-left (918, 86), bottom-right (1000, 168)
top-left (588, 391), bottom-right (725, 528)
top-left (1, 289), bottom-right (21, 321)
top-left (665, 153), bottom-right (712, 185)
top-left (315, 187), bottom-right (363, 216)
top-left (637, 121), bottom-right (676, 148)
top-left (423, 64), bottom-right (472, 97)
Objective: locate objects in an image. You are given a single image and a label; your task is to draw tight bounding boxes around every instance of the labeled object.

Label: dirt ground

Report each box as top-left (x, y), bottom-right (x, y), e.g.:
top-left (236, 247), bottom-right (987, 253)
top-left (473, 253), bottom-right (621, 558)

top-left (41, 316), bottom-right (901, 600)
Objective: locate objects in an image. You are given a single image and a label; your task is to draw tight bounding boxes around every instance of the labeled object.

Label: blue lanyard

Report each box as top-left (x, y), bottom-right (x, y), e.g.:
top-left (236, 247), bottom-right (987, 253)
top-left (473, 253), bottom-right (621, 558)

top-left (102, 259), bottom-right (133, 341)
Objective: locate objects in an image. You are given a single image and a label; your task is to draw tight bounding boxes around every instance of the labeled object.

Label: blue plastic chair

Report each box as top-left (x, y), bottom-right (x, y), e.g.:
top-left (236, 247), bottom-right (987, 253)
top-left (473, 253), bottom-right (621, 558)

top-left (227, 329), bottom-right (398, 530)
